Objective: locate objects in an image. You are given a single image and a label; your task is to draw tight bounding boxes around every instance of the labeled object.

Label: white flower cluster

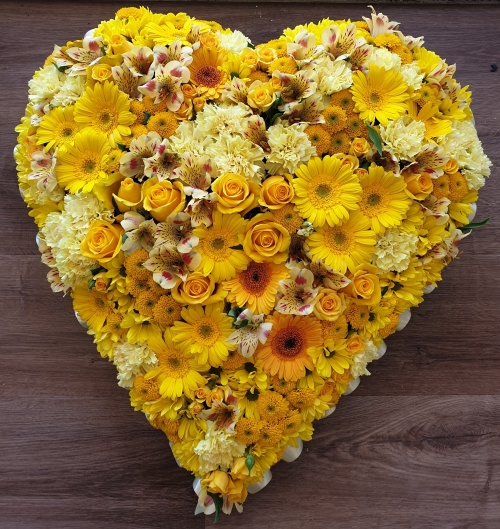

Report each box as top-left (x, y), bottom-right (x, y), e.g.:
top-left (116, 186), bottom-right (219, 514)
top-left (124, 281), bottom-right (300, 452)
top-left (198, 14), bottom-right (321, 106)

top-left (374, 229), bottom-right (419, 273)
top-left (112, 341), bottom-right (157, 388)
top-left (350, 340), bottom-right (379, 378)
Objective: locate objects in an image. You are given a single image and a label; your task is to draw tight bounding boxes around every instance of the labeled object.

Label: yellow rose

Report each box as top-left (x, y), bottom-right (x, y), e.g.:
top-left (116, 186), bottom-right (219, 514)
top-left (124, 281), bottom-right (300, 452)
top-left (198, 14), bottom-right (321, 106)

top-left (243, 213), bottom-right (291, 264)
top-left (342, 264), bottom-right (381, 306)
top-left (230, 457), bottom-right (258, 481)
top-left (227, 478), bottom-right (248, 504)
top-left (181, 84), bottom-right (198, 99)
top-left (113, 177), bottom-right (143, 212)
top-left (247, 82), bottom-right (275, 111)
top-left (403, 170), bottom-right (433, 200)
top-left (193, 97), bottom-right (205, 112)
top-left (444, 158), bottom-right (459, 174)
top-left (313, 289), bottom-right (346, 321)
top-left (335, 154), bottom-right (360, 172)
top-left (356, 168), bottom-right (369, 179)
top-left (212, 172), bottom-right (260, 214)
top-left (142, 177), bottom-right (185, 221)
top-left (269, 75), bottom-right (282, 92)
top-left (345, 335), bottom-right (365, 355)
top-left (188, 400), bottom-right (204, 416)
top-left (240, 48), bottom-right (259, 71)
top-left (349, 137), bottom-right (371, 157)
top-left (81, 219), bottom-right (124, 263)
top-left (258, 174), bottom-right (294, 209)
top-left (256, 46), bottom-right (277, 69)
top-left (93, 271), bottom-right (110, 292)
top-left (91, 64), bottom-right (113, 82)
top-left (172, 274), bottom-right (226, 305)
top-left (206, 387), bottom-right (226, 407)
top-left (199, 33), bottom-right (220, 49)
top-left (203, 471), bottom-right (230, 496)
top-left (194, 386), bottom-right (210, 403)
top-left (174, 99), bottom-right (193, 121)
top-left (110, 34), bottom-right (134, 55)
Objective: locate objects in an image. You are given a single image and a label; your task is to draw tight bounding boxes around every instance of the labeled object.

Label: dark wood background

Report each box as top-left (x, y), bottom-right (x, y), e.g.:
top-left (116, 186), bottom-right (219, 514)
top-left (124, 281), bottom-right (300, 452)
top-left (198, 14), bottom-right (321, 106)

top-left (0, 2), bottom-right (499, 528)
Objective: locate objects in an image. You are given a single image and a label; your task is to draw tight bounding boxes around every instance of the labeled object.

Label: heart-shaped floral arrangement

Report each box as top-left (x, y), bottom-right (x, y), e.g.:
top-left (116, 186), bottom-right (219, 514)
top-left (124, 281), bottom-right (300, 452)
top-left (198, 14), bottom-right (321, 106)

top-left (15, 6), bottom-right (491, 520)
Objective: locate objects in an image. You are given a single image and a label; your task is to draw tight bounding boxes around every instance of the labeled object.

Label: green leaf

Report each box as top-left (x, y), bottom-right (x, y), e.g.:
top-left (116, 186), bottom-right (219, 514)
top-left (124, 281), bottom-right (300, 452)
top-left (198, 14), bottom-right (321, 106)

top-left (88, 280), bottom-right (96, 291)
top-left (117, 143), bottom-right (127, 151)
top-left (121, 233), bottom-right (128, 244)
top-left (457, 217), bottom-right (490, 231)
top-left (247, 42), bottom-right (255, 49)
top-left (228, 307), bottom-right (244, 321)
top-left (143, 111), bottom-right (151, 125)
top-left (366, 122), bottom-right (383, 156)
top-left (230, 244), bottom-right (243, 250)
top-left (245, 453), bottom-right (255, 476)
top-left (244, 362), bottom-right (255, 373)
top-left (119, 265), bottom-right (127, 277)
top-left (207, 492), bottom-right (223, 524)
top-left (380, 286), bottom-right (389, 297)
top-left (246, 389), bottom-right (259, 401)
top-left (54, 63), bottom-right (68, 73)
top-left (209, 366), bottom-right (222, 376)
top-left (392, 282), bottom-right (402, 292)
top-left (236, 319), bottom-right (249, 329)
top-left (90, 267), bottom-right (104, 276)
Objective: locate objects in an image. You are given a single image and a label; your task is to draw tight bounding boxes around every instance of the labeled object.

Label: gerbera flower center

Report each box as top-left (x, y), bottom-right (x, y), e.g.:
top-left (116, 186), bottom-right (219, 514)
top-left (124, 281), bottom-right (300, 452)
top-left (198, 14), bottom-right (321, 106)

top-left (96, 107), bottom-right (118, 132)
top-left (272, 327), bottom-right (305, 359)
top-left (307, 176), bottom-right (340, 209)
top-left (193, 317), bottom-right (221, 346)
top-left (360, 184), bottom-right (390, 217)
top-left (239, 262), bottom-right (272, 294)
top-left (195, 65), bottom-right (222, 87)
top-left (324, 225), bottom-right (354, 254)
top-left (162, 350), bottom-right (191, 378)
top-left (201, 228), bottom-right (234, 261)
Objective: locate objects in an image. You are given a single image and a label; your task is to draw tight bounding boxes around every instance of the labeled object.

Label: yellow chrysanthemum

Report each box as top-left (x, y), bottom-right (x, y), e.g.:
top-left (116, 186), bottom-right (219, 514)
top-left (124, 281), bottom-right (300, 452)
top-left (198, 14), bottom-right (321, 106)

top-left (172, 303), bottom-right (236, 367)
top-left (256, 392), bottom-right (290, 422)
top-left (322, 105), bottom-right (347, 134)
top-left (330, 89), bottom-right (355, 113)
top-left (268, 56), bottom-right (297, 75)
top-left (305, 125), bottom-right (331, 156)
top-left (74, 80), bottom-right (135, 147)
top-left (223, 261), bottom-right (289, 316)
top-left (321, 315), bottom-right (348, 342)
top-left (147, 111), bottom-right (178, 138)
top-left (358, 165), bottom-right (412, 233)
top-left (72, 287), bottom-right (112, 332)
top-left (152, 295), bottom-right (183, 328)
top-left (448, 172), bottom-right (468, 202)
top-left (55, 129), bottom-right (110, 194)
top-left (351, 64), bottom-right (409, 126)
top-left (145, 330), bottom-right (207, 400)
top-left (255, 313), bottom-right (323, 382)
top-left (193, 210), bottom-right (249, 282)
top-left (125, 249), bottom-right (151, 280)
top-left (306, 210), bottom-right (377, 274)
top-left (345, 114), bottom-right (369, 139)
top-left (271, 375), bottom-right (296, 395)
top-left (329, 131), bottom-right (351, 155)
top-left (247, 70), bottom-right (270, 85)
top-left (293, 155), bottom-right (362, 228)
top-left (188, 47), bottom-right (228, 100)
top-left (235, 417), bottom-right (262, 444)
top-left (258, 421), bottom-right (284, 447)
top-left (36, 106), bottom-right (82, 151)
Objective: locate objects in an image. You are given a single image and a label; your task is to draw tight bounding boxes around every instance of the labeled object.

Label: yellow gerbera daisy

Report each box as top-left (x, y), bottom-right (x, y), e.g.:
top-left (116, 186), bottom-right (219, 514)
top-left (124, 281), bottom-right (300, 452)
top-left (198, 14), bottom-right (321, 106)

top-left (145, 329), bottom-right (207, 400)
top-left (36, 106), bottom-right (82, 151)
top-left (188, 47), bottom-right (228, 100)
top-left (172, 303), bottom-right (236, 367)
top-left (351, 64), bottom-right (409, 126)
top-left (55, 129), bottom-right (110, 193)
top-left (358, 165), bottom-right (412, 233)
top-left (223, 261), bottom-right (289, 315)
top-left (254, 313), bottom-right (323, 382)
top-left (143, 20), bottom-right (195, 46)
top-left (74, 80), bottom-right (135, 147)
top-left (72, 286), bottom-right (112, 332)
top-left (193, 210), bottom-right (249, 282)
top-left (306, 210), bottom-right (376, 274)
top-left (293, 155), bottom-right (362, 228)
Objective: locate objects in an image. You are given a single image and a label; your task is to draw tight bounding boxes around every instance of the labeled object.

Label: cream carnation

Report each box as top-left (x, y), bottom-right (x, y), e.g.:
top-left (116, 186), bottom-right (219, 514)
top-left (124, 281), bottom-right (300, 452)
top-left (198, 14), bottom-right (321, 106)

top-left (265, 123), bottom-right (316, 175)
top-left (380, 116), bottom-right (426, 161)
top-left (438, 120), bottom-right (491, 189)
top-left (216, 30), bottom-right (250, 54)
top-left (195, 103), bottom-right (251, 137)
top-left (399, 62), bottom-right (424, 91)
top-left (112, 341), bottom-right (157, 388)
top-left (374, 229), bottom-right (419, 273)
top-left (51, 75), bottom-right (86, 107)
top-left (41, 193), bottom-right (113, 290)
top-left (165, 121), bottom-right (212, 157)
top-left (317, 57), bottom-right (353, 95)
top-left (28, 65), bottom-right (64, 107)
top-left (194, 422), bottom-right (246, 473)
top-left (364, 46), bottom-right (401, 71)
top-left (207, 133), bottom-right (264, 181)
top-left (350, 340), bottom-right (379, 378)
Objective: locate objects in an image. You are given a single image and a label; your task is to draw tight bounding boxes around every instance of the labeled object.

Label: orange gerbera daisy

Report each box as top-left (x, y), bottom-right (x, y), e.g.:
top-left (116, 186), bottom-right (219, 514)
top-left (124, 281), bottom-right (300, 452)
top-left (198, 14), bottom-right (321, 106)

top-left (223, 261), bottom-right (289, 315)
top-left (189, 47), bottom-right (228, 100)
top-left (254, 313), bottom-right (323, 381)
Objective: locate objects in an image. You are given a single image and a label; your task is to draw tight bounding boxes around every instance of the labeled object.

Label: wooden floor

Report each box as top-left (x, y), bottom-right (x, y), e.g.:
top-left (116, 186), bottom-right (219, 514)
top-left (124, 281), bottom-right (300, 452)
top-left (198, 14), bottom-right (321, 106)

top-left (0, 2), bottom-right (499, 528)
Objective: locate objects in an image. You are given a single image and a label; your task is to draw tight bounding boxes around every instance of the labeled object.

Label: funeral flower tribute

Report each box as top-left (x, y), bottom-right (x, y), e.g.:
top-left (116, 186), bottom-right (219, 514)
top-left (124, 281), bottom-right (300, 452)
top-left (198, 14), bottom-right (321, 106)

top-left (15, 6), bottom-right (491, 519)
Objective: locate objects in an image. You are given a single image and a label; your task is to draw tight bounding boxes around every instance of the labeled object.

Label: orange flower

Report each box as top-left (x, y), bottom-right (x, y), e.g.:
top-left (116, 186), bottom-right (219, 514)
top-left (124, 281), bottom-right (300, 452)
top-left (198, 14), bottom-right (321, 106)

top-left (258, 174), bottom-right (295, 210)
top-left (81, 219), bottom-right (123, 263)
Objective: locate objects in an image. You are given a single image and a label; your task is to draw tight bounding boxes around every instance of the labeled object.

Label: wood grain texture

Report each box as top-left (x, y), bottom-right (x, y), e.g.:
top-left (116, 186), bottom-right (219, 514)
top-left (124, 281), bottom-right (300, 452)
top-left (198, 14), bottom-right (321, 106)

top-left (0, 2), bottom-right (499, 528)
